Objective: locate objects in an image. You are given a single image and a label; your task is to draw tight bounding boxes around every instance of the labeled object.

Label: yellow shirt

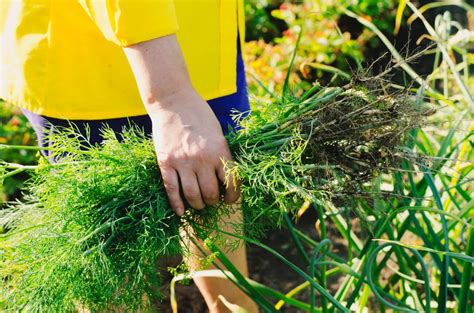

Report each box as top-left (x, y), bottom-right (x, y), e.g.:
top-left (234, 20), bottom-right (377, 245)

top-left (0, 0), bottom-right (245, 120)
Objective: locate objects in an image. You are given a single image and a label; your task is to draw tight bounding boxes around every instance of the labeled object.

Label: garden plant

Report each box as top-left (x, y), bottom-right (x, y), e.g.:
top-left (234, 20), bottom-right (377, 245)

top-left (1, 0), bottom-right (473, 312)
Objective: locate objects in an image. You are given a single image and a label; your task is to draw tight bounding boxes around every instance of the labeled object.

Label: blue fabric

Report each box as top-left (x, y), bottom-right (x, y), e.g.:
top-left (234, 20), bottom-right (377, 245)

top-left (23, 45), bottom-right (249, 149)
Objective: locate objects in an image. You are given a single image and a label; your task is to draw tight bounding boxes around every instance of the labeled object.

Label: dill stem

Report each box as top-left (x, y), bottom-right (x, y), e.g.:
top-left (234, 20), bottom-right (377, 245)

top-left (76, 216), bottom-right (132, 246)
top-left (280, 88), bottom-right (342, 124)
top-left (299, 82), bottom-right (322, 103)
top-left (256, 133), bottom-right (310, 151)
top-left (257, 137), bottom-right (292, 150)
top-left (1, 162), bottom-right (38, 170)
top-left (0, 144), bottom-right (52, 151)
top-left (1, 167), bottom-right (28, 180)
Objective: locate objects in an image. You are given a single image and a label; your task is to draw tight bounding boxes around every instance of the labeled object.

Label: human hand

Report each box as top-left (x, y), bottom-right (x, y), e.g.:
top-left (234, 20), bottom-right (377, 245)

top-left (123, 34), bottom-right (239, 216)
top-left (148, 88), bottom-right (240, 216)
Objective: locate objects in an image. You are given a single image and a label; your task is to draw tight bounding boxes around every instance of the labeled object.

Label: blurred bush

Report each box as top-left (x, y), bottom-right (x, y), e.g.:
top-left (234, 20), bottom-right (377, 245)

top-left (244, 0), bottom-right (288, 42)
top-left (244, 0), bottom-right (398, 95)
top-left (0, 101), bottom-right (36, 201)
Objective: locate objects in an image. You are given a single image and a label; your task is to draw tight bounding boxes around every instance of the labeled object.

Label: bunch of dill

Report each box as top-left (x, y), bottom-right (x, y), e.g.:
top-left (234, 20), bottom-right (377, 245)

top-left (0, 77), bottom-right (433, 310)
top-left (2, 128), bottom-right (183, 311)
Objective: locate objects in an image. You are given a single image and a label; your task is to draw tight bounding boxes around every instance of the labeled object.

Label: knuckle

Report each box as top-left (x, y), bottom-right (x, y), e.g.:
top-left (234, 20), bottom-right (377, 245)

top-left (157, 154), bottom-right (174, 166)
top-left (160, 154), bottom-right (190, 167)
top-left (194, 152), bottom-right (207, 164)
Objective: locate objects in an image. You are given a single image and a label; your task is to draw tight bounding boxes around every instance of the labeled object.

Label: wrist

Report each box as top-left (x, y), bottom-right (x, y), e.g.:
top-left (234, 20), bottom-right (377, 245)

top-left (144, 85), bottom-right (198, 118)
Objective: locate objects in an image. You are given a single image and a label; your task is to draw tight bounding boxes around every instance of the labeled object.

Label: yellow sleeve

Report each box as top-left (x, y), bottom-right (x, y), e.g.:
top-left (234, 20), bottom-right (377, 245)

top-left (77, 0), bottom-right (179, 46)
top-left (238, 0), bottom-right (245, 46)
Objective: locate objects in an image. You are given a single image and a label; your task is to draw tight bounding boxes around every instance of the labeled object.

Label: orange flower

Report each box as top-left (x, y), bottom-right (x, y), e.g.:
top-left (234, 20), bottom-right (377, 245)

top-left (9, 116), bottom-right (20, 127)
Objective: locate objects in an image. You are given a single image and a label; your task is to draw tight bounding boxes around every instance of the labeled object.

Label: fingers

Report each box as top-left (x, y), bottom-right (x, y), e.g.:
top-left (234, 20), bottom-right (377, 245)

top-left (178, 168), bottom-right (206, 210)
top-left (160, 166), bottom-right (185, 216)
top-left (196, 167), bottom-right (220, 206)
top-left (217, 161), bottom-right (241, 205)
top-left (157, 142), bottom-right (239, 215)
top-left (162, 162), bottom-right (238, 215)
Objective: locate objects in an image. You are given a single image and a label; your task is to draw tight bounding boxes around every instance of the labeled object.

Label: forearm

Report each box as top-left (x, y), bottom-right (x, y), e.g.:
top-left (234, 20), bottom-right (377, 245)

top-left (122, 34), bottom-right (194, 114)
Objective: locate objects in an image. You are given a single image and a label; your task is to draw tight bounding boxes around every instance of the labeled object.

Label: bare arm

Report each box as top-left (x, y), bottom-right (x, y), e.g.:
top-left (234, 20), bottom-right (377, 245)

top-left (123, 34), bottom-right (239, 216)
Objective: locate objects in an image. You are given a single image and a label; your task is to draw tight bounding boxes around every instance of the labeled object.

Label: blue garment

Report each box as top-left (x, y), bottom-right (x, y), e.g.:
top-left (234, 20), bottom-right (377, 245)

top-left (23, 45), bottom-right (249, 150)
